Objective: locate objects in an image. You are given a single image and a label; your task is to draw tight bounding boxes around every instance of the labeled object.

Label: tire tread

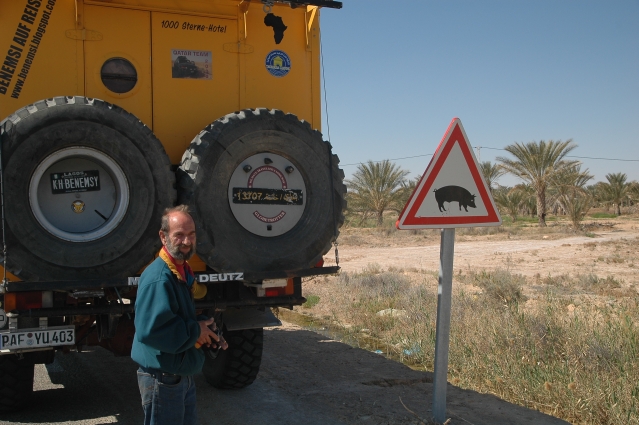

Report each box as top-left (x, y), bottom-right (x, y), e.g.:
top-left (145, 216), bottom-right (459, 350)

top-left (202, 328), bottom-right (263, 389)
top-left (178, 108), bottom-right (346, 272)
top-left (0, 96), bottom-right (176, 280)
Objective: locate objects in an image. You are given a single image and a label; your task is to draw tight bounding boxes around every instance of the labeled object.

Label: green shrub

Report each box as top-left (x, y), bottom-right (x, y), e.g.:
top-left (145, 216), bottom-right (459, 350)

top-left (302, 294), bottom-right (320, 308)
top-left (588, 212), bottom-right (617, 219)
top-left (460, 268), bottom-right (528, 306)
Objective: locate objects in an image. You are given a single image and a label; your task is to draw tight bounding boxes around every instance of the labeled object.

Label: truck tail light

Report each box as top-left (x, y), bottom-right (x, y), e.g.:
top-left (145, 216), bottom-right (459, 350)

top-left (259, 278), bottom-right (294, 297)
top-left (264, 287), bottom-right (285, 297)
top-left (285, 278), bottom-right (294, 295)
top-left (3, 291), bottom-right (53, 311)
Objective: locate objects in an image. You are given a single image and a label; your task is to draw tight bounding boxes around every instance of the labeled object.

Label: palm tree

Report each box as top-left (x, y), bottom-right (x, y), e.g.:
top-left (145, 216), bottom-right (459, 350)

top-left (563, 193), bottom-right (593, 230)
top-left (398, 174), bottom-right (421, 208)
top-left (480, 161), bottom-right (504, 192)
top-left (493, 186), bottom-right (525, 222)
top-left (343, 192), bottom-right (374, 227)
top-left (629, 181), bottom-right (639, 212)
top-left (512, 183), bottom-right (537, 217)
top-left (587, 182), bottom-right (610, 211)
top-left (548, 164), bottom-right (593, 206)
top-left (346, 160), bottom-right (409, 226)
top-left (497, 140), bottom-right (578, 226)
top-left (548, 164), bottom-right (593, 229)
top-left (600, 173), bottom-right (631, 215)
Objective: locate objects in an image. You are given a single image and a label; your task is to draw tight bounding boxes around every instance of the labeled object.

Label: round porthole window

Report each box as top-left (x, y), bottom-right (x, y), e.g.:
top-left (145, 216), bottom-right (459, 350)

top-left (100, 58), bottom-right (137, 93)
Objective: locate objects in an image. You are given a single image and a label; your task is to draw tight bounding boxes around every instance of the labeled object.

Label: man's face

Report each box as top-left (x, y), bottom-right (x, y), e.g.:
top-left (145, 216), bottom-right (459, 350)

top-left (160, 212), bottom-right (196, 262)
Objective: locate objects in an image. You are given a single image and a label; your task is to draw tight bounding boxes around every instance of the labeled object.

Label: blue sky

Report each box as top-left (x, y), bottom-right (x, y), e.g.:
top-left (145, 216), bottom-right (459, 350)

top-left (319, 0), bottom-right (639, 187)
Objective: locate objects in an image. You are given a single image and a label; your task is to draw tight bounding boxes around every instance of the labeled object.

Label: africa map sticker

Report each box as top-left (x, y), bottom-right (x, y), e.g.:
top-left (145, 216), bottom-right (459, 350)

top-left (397, 118), bottom-right (501, 229)
top-left (265, 50), bottom-right (291, 77)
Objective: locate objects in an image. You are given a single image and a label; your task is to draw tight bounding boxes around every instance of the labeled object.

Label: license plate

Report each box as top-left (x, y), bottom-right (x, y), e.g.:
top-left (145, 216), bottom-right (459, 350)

top-left (0, 326), bottom-right (75, 350)
top-left (232, 188), bottom-right (304, 205)
top-left (50, 170), bottom-right (101, 194)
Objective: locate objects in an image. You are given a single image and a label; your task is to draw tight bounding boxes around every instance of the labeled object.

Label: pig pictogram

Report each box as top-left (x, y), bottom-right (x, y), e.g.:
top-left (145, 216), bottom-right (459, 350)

top-left (434, 186), bottom-right (477, 212)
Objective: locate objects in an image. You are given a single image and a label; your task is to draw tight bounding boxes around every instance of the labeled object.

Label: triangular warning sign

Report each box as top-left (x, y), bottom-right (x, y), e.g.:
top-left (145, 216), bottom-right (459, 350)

top-left (397, 118), bottom-right (501, 229)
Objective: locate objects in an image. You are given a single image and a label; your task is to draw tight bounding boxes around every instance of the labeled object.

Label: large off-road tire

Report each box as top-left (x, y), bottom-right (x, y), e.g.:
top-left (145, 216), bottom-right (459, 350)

top-left (0, 96), bottom-right (175, 281)
top-left (178, 108), bottom-right (346, 272)
top-left (201, 328), bottom-right (263, 389)
top-left (0, 355), bottom-right (35, 412)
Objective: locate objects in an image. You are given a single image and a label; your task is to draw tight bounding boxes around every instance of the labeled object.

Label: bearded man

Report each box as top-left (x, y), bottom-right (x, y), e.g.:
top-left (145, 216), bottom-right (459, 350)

top-left (132, 205), bottom-right (227, 425)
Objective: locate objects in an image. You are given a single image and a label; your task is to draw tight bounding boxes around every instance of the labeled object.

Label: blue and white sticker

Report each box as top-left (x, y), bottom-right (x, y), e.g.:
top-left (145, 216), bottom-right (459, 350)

top-left (265, 50), bottom-right (291, 77)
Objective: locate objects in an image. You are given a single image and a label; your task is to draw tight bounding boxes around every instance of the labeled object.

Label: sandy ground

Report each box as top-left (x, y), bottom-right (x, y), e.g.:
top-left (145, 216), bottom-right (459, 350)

top-left (323, 220), bottom-right (639, 292)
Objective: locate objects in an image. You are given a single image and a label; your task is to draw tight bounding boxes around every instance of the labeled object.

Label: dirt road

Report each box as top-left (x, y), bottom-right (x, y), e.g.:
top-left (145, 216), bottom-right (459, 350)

top-left (327, 227), bottom-right (639, 289)
top-left (0, 321), bottom-right (568, 425)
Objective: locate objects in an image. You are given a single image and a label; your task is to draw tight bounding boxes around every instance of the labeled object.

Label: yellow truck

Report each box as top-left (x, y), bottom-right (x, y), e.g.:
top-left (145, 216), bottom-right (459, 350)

top-left (0, 0), bottom-right (344, 410)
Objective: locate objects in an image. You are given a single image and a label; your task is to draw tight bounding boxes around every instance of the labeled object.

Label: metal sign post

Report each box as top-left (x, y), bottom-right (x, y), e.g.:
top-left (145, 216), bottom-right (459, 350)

top-left (396, 118), bottom-right (502, 424)
top-left (432, 227), bottom-right (455, 423)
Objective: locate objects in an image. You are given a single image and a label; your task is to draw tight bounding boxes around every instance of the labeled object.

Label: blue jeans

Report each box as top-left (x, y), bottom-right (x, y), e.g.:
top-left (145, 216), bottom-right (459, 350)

top-left (137, 367), bottom-right (197, 425)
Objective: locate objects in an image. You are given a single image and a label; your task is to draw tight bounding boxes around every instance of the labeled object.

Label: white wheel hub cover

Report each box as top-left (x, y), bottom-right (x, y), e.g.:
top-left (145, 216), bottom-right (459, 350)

top-left (29, 147), bottom-right (129, 242)
top-left (228, 153), bottom-right (306, 237)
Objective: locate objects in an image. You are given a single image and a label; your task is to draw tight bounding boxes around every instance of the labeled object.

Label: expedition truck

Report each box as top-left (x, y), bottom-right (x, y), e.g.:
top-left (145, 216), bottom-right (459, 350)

top-left (0, 0), bottom-right (345, 411)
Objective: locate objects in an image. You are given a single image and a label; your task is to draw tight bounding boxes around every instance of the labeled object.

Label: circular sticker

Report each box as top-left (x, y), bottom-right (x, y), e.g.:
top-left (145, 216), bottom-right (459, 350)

top-left (265, 50), bottom-right (291, 78)
top-left (72, 200), bottom-right (86, 213)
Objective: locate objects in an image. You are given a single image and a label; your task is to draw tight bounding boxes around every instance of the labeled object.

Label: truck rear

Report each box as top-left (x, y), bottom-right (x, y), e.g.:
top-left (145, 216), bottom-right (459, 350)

top-left (0, 0), bottom-right (344, 410)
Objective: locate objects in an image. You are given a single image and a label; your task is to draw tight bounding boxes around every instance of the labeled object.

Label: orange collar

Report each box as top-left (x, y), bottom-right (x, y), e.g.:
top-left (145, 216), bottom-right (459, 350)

top-left (159, 247), bottom-right (207, 299)
top-left (160, 247), bottom-right (193, 284)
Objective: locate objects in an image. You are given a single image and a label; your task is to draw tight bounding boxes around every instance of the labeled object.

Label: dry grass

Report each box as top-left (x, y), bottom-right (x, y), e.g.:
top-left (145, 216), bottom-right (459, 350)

top-left (298, 214), bottom-right (639, 423)
top-left (297, 266), bottom-right (639, 424)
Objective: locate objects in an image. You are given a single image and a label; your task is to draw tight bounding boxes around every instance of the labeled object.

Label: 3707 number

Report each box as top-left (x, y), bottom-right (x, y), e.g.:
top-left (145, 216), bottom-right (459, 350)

top-left (161, 20), bottom-right (179, 29)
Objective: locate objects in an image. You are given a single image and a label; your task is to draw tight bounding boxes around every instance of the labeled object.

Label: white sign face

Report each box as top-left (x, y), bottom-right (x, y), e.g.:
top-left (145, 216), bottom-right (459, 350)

top-left (397, 118), bottom-right (501, 229)
top-left (414, 142), bottom-right (490, 218)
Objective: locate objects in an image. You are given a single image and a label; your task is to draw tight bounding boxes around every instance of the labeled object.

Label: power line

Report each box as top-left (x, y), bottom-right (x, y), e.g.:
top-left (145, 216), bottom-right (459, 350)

top-left (479, 146), bottom-right (639, 162)
top-left (341, 147), bottom-right (639, 167)
top-left (341, 154), bottom-right (433, 167)
top-left (569, 155), bottom-right (639, 162)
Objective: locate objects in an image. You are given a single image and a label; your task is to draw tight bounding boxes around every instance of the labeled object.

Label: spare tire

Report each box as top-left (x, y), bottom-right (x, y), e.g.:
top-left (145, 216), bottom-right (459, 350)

top-left (178, 109), bottom-right (345, 272)
top-left (0, 96), bottom-right (175, 281)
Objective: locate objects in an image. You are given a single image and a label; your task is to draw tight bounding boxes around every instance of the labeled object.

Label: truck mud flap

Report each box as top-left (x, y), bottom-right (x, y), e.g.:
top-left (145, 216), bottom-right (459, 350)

top-left (222, 308), bottom-right (281, 331)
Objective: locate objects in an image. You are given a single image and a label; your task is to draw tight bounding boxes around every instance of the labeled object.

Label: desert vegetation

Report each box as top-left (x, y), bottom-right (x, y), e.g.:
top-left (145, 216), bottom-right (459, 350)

top-left (292, 247), bottom-right (638, 424)
top-left (282, 214), bottom-right (639, 425)
top-left (321, 141), bottom-right (639, 423)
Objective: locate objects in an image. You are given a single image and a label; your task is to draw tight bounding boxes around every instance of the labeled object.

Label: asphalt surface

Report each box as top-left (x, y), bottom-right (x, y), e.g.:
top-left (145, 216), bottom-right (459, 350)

top-left (0, 322), bottom-right (570, 425)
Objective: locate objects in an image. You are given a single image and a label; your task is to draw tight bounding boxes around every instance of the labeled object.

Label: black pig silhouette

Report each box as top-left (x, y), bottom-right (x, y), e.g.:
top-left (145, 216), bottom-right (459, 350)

top-left (434, 186), bottom-right (477, 212)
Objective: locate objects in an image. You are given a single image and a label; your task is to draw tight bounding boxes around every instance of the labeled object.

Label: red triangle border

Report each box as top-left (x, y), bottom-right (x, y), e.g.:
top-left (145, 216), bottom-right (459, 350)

top-left (398, 119), bottom-right (501, 228)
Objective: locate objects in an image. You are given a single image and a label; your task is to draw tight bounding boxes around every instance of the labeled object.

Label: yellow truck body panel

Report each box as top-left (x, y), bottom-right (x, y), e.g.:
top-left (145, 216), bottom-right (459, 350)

top-left (1, 0), bottom-right (322, 163)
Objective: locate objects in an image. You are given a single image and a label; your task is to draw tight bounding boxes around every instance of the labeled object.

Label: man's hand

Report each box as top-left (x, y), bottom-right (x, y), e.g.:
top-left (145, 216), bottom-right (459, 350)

top-left (196, 318), bottom-right (228, 350)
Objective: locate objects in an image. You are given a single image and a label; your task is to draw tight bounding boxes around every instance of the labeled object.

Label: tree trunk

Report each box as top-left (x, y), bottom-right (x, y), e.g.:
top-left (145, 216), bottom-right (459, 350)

top-left (537, 188), bottom-right (547, 227)
top-left (376, 211), bottom-right (384, 227)
top-left (616, 203), bottom-right (621, 216)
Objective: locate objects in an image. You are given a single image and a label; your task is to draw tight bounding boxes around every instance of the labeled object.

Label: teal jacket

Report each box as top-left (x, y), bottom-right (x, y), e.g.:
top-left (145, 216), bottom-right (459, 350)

top-left (131, 256), bottom-right (204, 376)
